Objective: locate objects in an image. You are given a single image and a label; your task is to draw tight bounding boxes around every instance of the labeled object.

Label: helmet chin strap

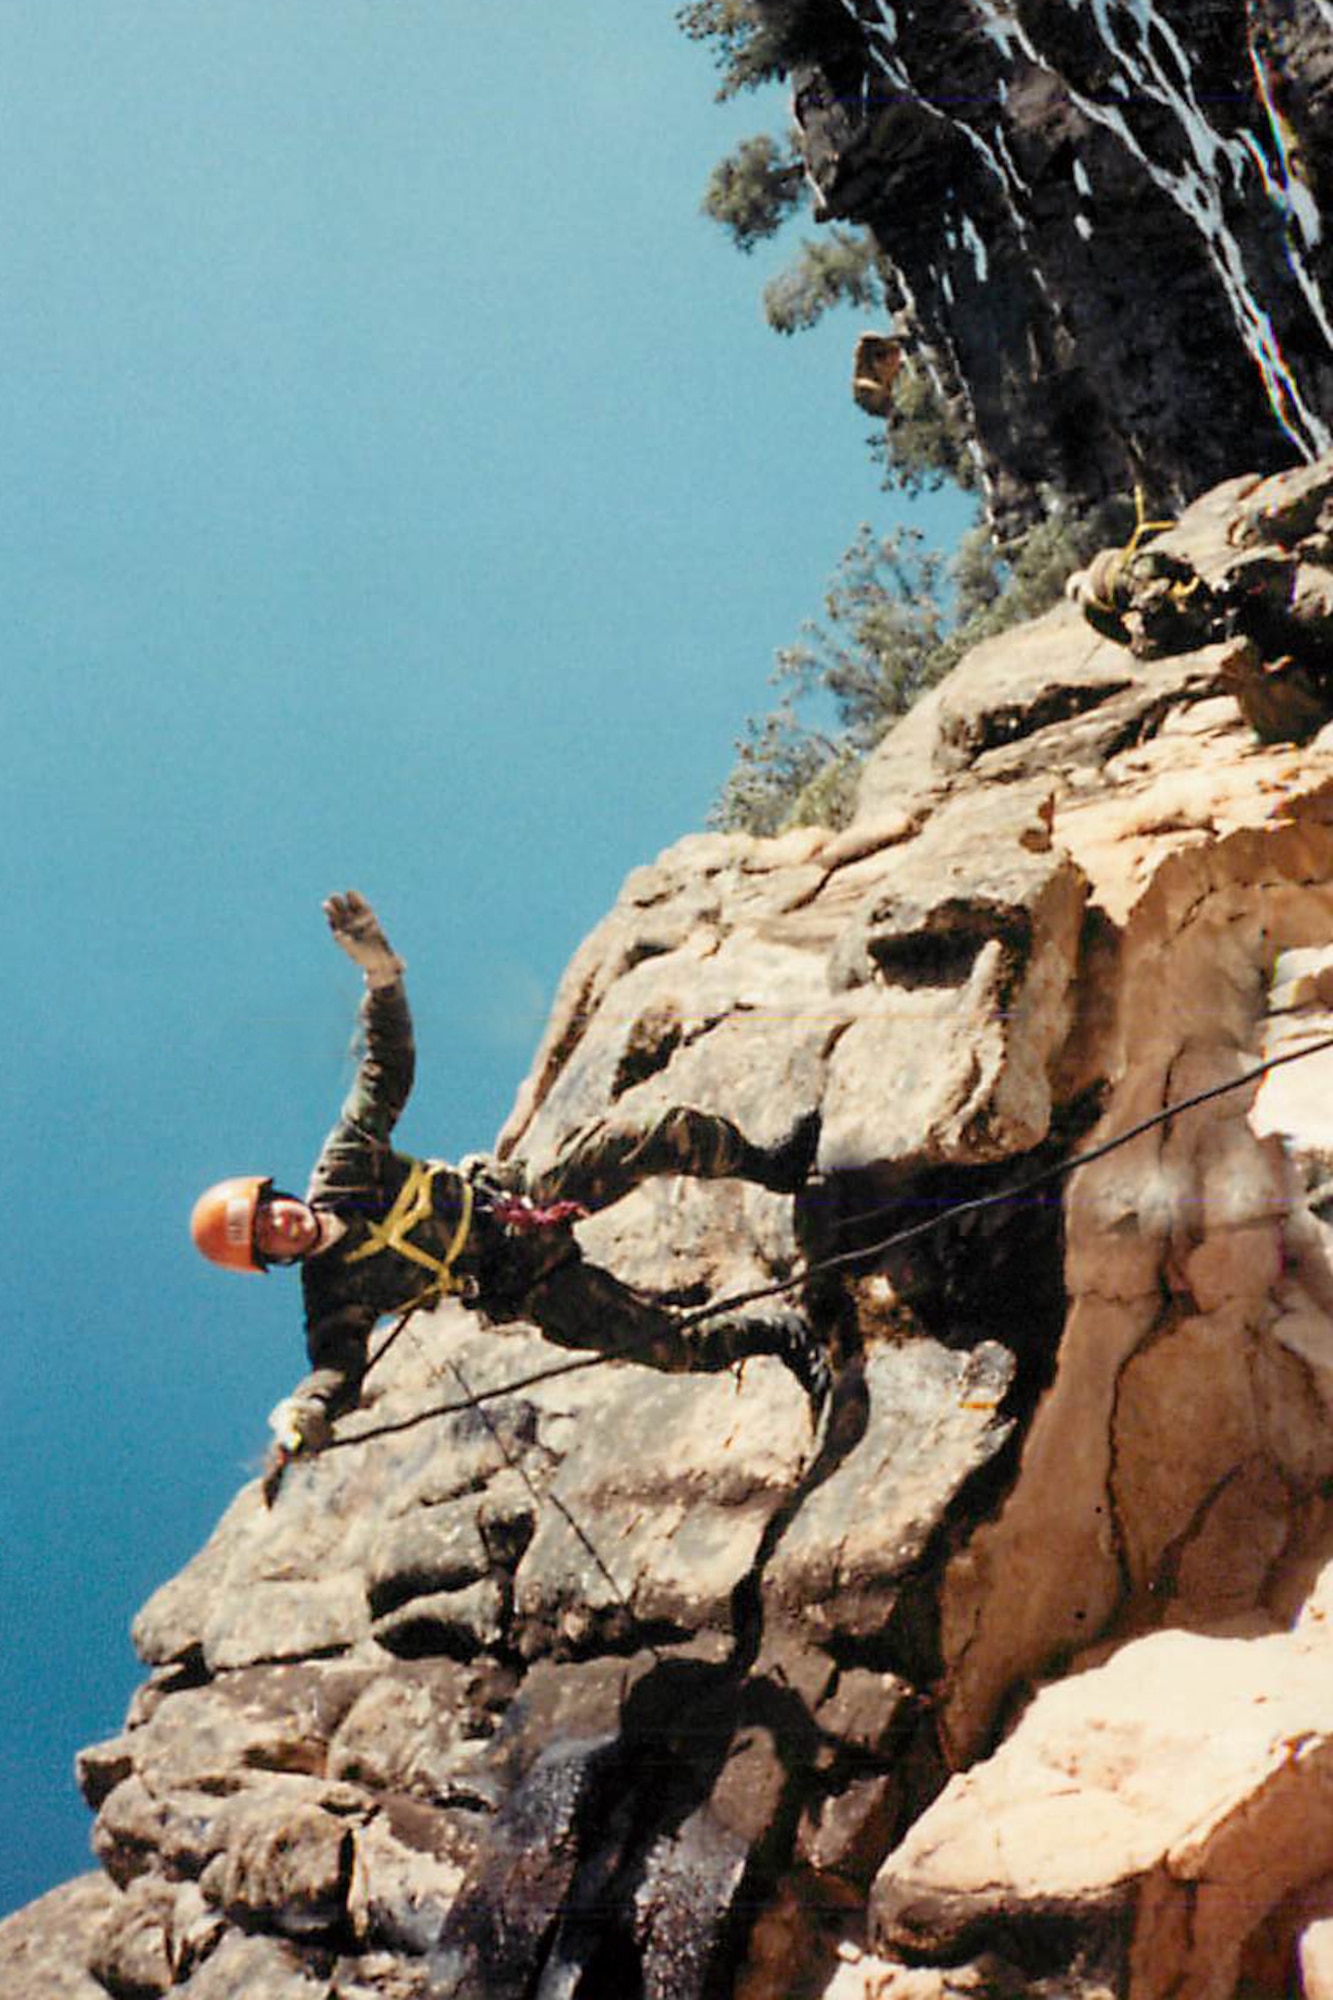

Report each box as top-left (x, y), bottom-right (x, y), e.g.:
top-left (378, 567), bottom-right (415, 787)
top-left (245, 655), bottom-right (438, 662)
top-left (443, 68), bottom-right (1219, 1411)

top-left (254, 1191), bottom-right (317, 1267)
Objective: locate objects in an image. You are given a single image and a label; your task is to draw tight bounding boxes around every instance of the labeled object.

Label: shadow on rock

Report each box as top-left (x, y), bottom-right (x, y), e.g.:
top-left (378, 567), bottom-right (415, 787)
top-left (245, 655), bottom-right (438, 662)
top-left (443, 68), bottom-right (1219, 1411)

top-left (428, 1653), bottom-right (822, 2000)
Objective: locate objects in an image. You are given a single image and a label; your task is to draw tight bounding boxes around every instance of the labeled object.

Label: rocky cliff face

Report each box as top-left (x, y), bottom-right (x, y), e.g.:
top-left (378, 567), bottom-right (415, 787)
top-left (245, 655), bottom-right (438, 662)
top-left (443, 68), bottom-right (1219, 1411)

top-left (783, 0), bottom-right (1333, 535)
top-left (10, 459), bottom-right (1333, 1997)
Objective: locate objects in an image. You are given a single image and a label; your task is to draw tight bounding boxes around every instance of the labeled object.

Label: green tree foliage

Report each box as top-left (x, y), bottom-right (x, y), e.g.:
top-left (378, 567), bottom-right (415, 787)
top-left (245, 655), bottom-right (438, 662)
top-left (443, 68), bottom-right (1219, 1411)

top-left (677, 0), bottom-right (824, 98)
top-left (763, 228), bottom-right (880, 332)
top-left (681, 0), bottom-right (979, 493)
top-left (686, 3), bottom-right (889, 337)
top-left (703, 126), bottom-right (887, 337)
top-left (869, 361), bottom-right (978, 496)
top-left (702, 133), bottom-right (807, 251)
top-left (710, 499), bottom-right (1131, 836)
top-left (681, 2), bottom-right (1134, 836)
top-left (709, 705), bottom-right (837, 838)
top-left (711, 523), bottom-right (952, 835)
top-left (681, 0), bottom-right (977, 485)
top-left (775, 525), bottom-right (951, 740)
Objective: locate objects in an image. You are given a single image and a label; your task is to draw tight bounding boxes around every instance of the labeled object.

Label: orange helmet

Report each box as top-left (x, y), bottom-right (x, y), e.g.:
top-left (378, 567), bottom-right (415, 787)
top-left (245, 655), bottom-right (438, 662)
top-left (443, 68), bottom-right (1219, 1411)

top-left (190, 1176), bottom-right (273, 1273)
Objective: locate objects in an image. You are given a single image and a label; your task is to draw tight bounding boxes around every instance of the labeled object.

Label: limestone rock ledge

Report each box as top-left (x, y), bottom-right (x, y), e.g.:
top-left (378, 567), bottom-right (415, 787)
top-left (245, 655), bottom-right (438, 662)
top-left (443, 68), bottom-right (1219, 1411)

top-left (12, 459), bottom-right (1333, 1997)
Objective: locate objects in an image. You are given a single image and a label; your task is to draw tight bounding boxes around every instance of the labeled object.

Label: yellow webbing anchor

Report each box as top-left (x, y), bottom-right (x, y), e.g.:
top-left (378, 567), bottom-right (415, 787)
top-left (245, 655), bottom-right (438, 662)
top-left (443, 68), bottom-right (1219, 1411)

top-left (1085, 484), bottom-right (1178, 616)
top-left (343, 1160), bottom-right (475, 1299)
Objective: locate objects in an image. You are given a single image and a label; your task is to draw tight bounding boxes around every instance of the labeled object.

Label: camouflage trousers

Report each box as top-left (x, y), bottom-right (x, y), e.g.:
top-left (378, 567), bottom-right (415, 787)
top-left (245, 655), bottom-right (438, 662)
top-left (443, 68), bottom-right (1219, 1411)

top-left (481, 1107), bottom-right (826, 1404)
top-left (532, 1105), bottom-right (812, 1212)
top-left (273, 1112), bottom-right (827, 1499)
top-left (512, 1254), bottom-right (828, 1407)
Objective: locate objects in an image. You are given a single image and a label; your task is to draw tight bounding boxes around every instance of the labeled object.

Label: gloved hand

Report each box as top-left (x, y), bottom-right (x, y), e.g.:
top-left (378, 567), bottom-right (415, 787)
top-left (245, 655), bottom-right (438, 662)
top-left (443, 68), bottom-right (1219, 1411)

top-left (261, 1399), bottom-right (332, 1507)
top-left (323, 890), bottom-right (405, 990)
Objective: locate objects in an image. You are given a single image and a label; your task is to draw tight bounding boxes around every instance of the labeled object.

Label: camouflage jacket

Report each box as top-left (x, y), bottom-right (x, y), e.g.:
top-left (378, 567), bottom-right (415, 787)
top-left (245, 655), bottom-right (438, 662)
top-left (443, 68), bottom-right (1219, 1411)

top-left (293, 980), bottom-right (480, 1424)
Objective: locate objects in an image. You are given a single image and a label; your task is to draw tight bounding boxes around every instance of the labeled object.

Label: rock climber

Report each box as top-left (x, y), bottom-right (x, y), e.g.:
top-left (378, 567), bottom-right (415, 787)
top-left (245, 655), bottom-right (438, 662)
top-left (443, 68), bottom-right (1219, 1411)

top-left (191, 892), bottom-right (824, 1502)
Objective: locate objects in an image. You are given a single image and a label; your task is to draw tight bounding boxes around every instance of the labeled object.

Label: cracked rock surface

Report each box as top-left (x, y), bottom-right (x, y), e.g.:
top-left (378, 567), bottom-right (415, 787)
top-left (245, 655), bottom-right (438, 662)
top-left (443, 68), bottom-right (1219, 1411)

top-left (11, 461), bottom-right (1333, 1996)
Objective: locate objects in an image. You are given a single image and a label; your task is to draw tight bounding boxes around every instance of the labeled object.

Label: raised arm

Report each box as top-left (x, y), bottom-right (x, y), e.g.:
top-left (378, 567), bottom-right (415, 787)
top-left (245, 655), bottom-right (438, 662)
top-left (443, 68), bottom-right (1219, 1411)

top-left (324, 889), bottom-right (405, 993)
top-left (263, 895), bottom-right (413, 1500)
top-left (307, 891), bottom-right (415, 1202)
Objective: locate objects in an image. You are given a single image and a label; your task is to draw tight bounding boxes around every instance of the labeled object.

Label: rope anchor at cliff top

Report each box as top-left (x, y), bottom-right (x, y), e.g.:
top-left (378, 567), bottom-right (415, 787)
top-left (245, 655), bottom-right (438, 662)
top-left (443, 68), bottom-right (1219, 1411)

top-left (324, 1027), bottom-right (1333, 1455)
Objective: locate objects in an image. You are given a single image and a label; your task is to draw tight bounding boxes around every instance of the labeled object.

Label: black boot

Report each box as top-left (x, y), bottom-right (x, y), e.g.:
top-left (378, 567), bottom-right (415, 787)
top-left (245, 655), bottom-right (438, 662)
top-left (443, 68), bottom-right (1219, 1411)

top-left (690, 1306), bottom-right (831, 1412)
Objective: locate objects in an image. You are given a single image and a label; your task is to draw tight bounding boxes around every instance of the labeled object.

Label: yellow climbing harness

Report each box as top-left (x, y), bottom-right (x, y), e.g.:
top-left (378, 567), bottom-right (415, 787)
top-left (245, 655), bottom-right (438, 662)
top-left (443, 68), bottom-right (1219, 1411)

top-left (1084, 485), bottom-right (1177, 615)
top-left (343, 1159), bottom-right (475, 1301)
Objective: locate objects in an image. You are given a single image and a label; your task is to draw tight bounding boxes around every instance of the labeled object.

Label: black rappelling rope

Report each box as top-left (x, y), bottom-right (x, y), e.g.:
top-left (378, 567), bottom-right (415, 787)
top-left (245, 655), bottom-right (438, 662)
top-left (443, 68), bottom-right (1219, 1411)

top-left (322, 1027), bottom-right (1333, 1454)
top-left (436, 1344), bottom-right (666, 1664)
top-left (683, 1025), bottom-right (1333, 1303)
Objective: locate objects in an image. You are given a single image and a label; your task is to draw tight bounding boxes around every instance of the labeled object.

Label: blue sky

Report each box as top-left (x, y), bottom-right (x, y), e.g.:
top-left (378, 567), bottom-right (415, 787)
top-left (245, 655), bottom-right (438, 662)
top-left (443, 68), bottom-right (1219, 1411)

top-left (0, 2), bottom-right (970, 1914)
